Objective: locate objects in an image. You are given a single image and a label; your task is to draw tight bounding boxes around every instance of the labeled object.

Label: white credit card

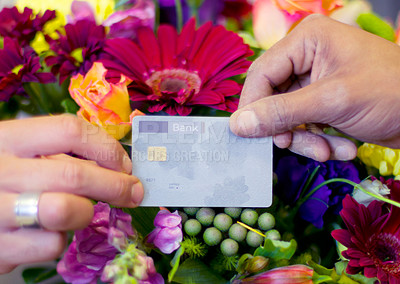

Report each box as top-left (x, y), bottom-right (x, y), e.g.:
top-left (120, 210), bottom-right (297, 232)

top-left (131, 116), bottom-right (272, 207)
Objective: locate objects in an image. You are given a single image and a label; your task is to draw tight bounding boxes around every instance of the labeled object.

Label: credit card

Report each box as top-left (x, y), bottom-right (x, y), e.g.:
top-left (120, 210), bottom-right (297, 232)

top-left (131, 116), bottom-right (272, 207)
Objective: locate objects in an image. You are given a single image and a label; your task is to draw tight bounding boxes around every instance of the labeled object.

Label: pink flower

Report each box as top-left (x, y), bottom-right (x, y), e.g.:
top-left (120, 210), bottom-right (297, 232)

top-left (103, 0), bottom-right (155, 40)
top-left (239, 265), bottom-right (314, 283)
top-left (331, 180), bottom-right (400, 283)
top-left (147, 210), bottom-right (182, 254)
top-left (100, 18), bottom-right (253, 115)
top-left (252, 0), bottom-right (342, 49)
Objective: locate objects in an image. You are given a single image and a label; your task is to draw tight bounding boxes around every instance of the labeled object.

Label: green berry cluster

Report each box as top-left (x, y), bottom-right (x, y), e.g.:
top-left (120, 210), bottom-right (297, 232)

top-left (181, 207), bottom-right (280, 257)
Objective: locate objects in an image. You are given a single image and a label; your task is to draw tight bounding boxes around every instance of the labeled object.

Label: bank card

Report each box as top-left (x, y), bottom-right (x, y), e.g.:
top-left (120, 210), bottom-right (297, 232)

top-left (131, 116), bottom-right (273, 207)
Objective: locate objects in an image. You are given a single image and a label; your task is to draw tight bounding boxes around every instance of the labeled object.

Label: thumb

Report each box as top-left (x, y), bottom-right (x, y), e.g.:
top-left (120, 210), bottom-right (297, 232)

top-left (230, 80), bottom-right (332, 137)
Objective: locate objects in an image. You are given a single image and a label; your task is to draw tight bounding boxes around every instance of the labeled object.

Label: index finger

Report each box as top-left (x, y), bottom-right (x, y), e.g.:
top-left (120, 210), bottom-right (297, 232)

top-left (238, 15), bottom-right (320, 108)
top-left (0, 115), bottom-right (132, 174)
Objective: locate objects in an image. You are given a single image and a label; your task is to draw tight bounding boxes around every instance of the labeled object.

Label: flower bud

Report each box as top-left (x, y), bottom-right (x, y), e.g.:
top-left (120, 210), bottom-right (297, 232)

top-left (196, 208), bottom-right (215, 226)
top-left (240, 209), bottom-right (258, 226)
top-left (241, 265), bottom-right (314, 283)
top-left (246, 230), bottom-right (264, 247)
top-left (220, 238), bottom-right (239, 257)
top-left (213, 213), bottom-right (233, 232)
top-left (224, 207), bottom-right (242, 219)
top-left (229, 223), bottom-right (248, 242)
top-left (184, 219), bottom-right (202, 236)
top-left (258, 212), bottom-right (275, 231)
top-left (203, 227), bottom-right (222, 246)
top-left (247, 256), bottom-right (269, 274)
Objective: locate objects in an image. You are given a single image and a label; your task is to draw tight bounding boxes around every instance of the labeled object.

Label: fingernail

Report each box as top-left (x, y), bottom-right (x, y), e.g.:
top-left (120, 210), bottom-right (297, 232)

top-left (335, 146), bottom-right (350, 160)
top-left (122, 153), bottom-right (132, 174)
top-left (236, 110), bottom-right (259, 136)
top-left (303, 147), bottom-right (317, 161)
top-left (132, 181), bottom-right (144, 205)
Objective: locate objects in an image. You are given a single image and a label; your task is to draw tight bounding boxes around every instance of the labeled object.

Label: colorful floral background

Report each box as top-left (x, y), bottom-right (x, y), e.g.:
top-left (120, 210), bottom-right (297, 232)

top-left (1, 0), bottom-right (400, 283)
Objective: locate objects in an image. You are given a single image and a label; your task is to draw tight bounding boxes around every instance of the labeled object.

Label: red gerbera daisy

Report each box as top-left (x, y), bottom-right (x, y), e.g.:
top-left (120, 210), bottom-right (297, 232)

top-left (99, 18), bottom-right (253, 115)
top-left (331, 180), bottom-right (400, 283)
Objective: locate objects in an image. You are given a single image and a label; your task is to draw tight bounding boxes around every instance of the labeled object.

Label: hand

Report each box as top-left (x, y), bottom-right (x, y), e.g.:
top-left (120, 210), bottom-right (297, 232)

top-left (0, 115), bottom-right (143, 273)
top-left (230, 14), bottom-right (400, 162)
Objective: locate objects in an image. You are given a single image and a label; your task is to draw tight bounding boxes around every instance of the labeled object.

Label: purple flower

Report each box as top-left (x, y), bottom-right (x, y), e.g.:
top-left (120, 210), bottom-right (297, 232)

top-left (0, 38), bottom-right (55, 101)
top-left (104, 0), bottom-right (155, 40)
top-left (57, 202), bottom-right (134, 284)
top-left (147, 210), bottom-right (182, 254)
top-left (45, 19), bottom-right (106, 84)
top-left (275, 152), bottom-right (360, 228)
top-left (0, 7), bottom-right (56, 47)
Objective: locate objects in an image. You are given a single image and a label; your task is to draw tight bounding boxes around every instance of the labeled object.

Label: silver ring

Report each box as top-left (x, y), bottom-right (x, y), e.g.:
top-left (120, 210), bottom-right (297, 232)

top-left (14, 192), bottom-right (41, 228)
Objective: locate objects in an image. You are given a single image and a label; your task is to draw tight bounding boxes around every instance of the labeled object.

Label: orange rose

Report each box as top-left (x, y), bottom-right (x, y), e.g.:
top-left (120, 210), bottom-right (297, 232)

top-left (271, 0), bottom-right (342, 16)
top-left (69, 62), bottom-right (143, 140)
top-left (253, 0), bottom-right (342, 49)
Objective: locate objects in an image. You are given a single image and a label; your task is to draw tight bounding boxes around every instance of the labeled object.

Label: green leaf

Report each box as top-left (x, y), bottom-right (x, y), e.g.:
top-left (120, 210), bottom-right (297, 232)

top-left (334, 261), bottom-right (377, 284)
top-left (60, 98), bottom-right (80, 114)
top-left (168, 246), bottom-right (185, 282)
top-left (172, 259), bottom-right (227, 284)
top-left (254, 239), bottom-right (297, 261)
top-left (357, 13), bottom-right (396, 42)
top-left (124, 207), bottom-right (159, 236)
top-left (307, 260), bottom-right (333, 276)
top-left (22, 267), bottom-right (58, 284)
top-left (312, 273), bottom-right (334, 284)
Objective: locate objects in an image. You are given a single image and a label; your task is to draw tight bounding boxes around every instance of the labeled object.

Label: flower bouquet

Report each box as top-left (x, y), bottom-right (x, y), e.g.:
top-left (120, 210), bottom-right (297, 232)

top-left (1, 0), bottom-right (400, 283)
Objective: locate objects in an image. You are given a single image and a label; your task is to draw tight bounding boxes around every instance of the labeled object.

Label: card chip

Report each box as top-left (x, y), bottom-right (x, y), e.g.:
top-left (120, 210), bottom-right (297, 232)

top-left (148, 146), bottom-right (167, 161)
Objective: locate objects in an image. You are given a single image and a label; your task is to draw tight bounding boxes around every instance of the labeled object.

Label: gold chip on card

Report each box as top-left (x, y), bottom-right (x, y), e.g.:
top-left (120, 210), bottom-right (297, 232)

top-left (147, 146), bottom-right (167, 161)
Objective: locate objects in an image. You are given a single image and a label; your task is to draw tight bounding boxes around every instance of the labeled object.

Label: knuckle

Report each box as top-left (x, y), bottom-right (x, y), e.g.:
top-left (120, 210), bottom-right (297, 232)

top-left (112, 176), bottom-right (133, 203)
top-left (271, 96), bottom-right (294, 130)
top-left (59, 115), bottom-right (83, 141)
top-left (61, 162), bottom-right (85, 191)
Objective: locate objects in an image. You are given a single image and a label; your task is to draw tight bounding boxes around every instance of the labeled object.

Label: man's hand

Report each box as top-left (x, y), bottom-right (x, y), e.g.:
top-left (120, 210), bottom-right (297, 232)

top-left (230, 15), bottom-right (400, 161)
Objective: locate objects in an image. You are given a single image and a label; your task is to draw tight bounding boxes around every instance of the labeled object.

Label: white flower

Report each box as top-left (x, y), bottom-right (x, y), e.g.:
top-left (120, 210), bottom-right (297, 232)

top-left (352, 179), bottom-right (390, 206)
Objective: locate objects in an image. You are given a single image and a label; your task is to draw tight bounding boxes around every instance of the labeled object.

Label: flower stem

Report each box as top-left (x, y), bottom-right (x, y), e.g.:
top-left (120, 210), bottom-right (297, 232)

top-left (299, 178), bottom-right (400, 208)
top-left (152, 0), bottom-right (160, 32)
top-left (174, 0), bottom-right (183, 32)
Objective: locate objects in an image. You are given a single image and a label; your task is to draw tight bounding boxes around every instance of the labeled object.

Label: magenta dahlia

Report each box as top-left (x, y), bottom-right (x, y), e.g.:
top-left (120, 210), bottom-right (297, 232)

top-left (100, 18), bottom-right (253, 115)
top-left (0, 38), bottom-right (55, 101)
top-left (45, 19), bottom-right (106, 84)
top-left (331, 182), bottom-right (400, 283)
top-left (0, 7), bottom-right (55, 47)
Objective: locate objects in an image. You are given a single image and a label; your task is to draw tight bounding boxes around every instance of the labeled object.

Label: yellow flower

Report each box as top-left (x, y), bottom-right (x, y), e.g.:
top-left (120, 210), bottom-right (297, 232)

top-left (69, 62), bottom-right (142, 140)
top-left (16, 0), bottom-right (115, 22)
top-left (358, 143), bottom-right (400, 179)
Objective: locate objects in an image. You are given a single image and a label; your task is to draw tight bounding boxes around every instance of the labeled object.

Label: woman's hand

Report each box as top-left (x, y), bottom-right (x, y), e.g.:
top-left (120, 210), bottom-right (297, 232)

top-left (0, 115), bottom-right (143, 273)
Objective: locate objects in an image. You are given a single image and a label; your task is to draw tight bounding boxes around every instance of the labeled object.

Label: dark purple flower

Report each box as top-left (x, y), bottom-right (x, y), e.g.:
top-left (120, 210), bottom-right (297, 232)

top-left (57, 202), bottom-right (134, 284)
top-left (147, 210), bottom-right (182, 254)
top-left (104, 0), bottom-right (155, 40)
top-left (275, 152), bottom-right (360, 228)
top-left (45, 19), bottom-right (106, 84)
top-left (332, 187), bottom-right (400, 283)
top-left (0, 38), bottom-right (55, 101)
top-left (0, 7), bottom-right (56, 47)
